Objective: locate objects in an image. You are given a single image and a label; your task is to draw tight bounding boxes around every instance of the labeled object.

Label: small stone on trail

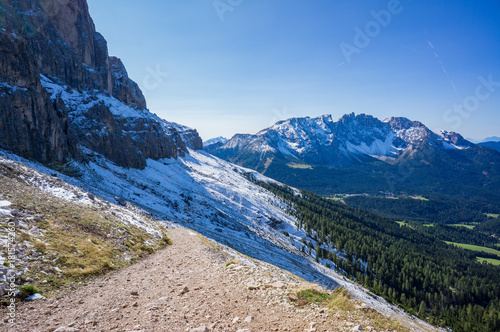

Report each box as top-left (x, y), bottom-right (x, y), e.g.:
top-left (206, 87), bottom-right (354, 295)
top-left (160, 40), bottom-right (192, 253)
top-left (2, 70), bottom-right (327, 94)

top-left (25, 293), bottom-right (45, 301)
top-left (179, 286), bottom-right (189, 295)
top-left (54, 327), bottom-right (80, 332)
top-left (271, 281), bottom-right (285, 289)
top-left (247, 283), bottom-right (259, 290)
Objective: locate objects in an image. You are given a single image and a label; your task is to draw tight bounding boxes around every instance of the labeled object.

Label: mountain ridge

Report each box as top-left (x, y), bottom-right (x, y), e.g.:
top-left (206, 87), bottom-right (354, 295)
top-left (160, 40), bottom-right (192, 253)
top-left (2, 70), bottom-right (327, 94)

top-left (206, 113), bottom-right (500, 203)
top-left (207, 113), bottom-right (474, 169)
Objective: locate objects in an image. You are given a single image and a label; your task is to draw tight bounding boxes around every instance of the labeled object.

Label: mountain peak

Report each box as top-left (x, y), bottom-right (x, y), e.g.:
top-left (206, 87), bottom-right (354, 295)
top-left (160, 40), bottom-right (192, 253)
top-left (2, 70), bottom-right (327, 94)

top-left (204, 136), bottom-right (228, 147)
top-left (210, 113), bottom-right (472, 169)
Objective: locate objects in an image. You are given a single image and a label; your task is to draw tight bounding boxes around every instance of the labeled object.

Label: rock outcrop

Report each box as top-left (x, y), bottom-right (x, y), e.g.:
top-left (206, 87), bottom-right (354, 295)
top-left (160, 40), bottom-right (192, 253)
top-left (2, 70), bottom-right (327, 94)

top-left (0, 0), bottom-right (201, 169)
top-left (109, 57), bottom-right (146, 110)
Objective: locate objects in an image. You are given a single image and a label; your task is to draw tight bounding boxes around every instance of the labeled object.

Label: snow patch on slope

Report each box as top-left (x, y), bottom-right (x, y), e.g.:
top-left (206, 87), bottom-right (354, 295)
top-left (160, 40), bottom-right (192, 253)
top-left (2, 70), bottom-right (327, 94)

top-left (344, 132), bottom-right (398, 156)
top-left (0, 200), bottom-right (12, 217)
top-left (0, 153), bottom-right (165, 237)
top-left (40, 74), bottom-right (149, 119)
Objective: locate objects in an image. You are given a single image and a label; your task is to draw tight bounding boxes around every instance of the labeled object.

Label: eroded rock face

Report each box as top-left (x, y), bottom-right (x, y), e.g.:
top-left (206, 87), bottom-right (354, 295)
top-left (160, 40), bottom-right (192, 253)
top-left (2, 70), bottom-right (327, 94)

top-left (0, 0), bottom-right (202, 169)
top-left (0, 0), bottom-right (81, 164)
top-left (109, 57), bottom-right (147, 110)
top-left (69, 102), bottom-right (179, 169)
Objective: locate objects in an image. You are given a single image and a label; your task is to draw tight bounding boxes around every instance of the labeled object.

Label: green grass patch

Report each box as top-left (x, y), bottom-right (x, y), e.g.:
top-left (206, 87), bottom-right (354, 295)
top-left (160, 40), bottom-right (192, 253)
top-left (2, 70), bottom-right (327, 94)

top-left (326, 288), bottom-right (406, 332)
top-left (423, 224), bottom-right (435, 227)
top-left (445, 242), bottom-right (500, 257)
top-left (411, 196), bottom-right (429, 201)
top-left (395, 221), bottom-right (415, 229)
top-left (225, 260), bottom-right (238, 267)
top-left (287, 162), bottom-right (313, 170)
top-left (324, 195), bottom-right (350, 204)
top-left (486, 213), bottom-right (500, 218)
top-left (477, 257), bottom-right (500, 266)
top-left (289, 287), bottom-right (406, 331)
top-left (327, 287), bottom-right (354, 311)
top-left (294, 288), bottom-right (332, 306)
top-left (449, 223), bottom-right (475, 230)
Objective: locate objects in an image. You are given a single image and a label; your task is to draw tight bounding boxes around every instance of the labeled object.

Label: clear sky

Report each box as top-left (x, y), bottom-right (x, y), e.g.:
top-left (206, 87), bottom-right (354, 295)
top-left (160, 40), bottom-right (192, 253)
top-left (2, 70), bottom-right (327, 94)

top-left (87, 0), bottom-right (500, 141)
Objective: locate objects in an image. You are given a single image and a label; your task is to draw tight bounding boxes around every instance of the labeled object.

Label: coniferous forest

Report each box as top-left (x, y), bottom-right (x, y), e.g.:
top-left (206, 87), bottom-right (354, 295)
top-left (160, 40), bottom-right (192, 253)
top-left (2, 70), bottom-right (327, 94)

top-left (252, 178), bottom-right (500, 331)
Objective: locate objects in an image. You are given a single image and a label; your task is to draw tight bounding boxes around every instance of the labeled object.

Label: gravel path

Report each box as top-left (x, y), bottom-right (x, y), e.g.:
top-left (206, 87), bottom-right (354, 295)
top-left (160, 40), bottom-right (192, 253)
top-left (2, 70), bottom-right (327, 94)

top-left (2, 228), bottom-right (414, 332)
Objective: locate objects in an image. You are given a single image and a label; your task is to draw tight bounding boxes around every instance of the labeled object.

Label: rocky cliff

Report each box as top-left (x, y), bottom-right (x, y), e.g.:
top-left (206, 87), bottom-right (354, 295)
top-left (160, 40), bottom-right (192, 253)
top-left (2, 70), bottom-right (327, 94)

top-left (0, 0), bottom-right (202, 169)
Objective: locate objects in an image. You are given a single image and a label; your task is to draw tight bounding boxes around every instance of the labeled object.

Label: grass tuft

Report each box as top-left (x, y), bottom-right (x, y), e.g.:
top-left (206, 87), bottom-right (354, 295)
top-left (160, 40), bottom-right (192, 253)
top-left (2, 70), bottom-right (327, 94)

top-left (328, 287), bottom-right (355, 311)
top-left (294, 288), bottom-right (332, 306)
top-left (18, 285), bottom-right (42, 300)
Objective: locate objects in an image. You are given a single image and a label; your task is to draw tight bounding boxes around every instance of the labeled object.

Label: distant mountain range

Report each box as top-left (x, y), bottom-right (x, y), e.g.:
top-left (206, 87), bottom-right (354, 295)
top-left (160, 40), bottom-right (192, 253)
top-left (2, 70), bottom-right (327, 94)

top-left (483, 136), bottom-right (500, 142)
top-left (467, 136), bottom-right (500, 144)
top-left (206, 113), bottom-right (500, 204)
top-left (204, 136), bottom-right (228, 148)
top-left (206, 113), bottom-right (472, 168)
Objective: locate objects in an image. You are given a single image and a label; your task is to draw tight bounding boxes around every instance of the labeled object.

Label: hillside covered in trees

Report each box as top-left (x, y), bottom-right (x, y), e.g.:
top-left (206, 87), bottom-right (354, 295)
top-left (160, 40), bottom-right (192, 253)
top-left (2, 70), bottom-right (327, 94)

top-left (251, 178), bottom-right (500, 331)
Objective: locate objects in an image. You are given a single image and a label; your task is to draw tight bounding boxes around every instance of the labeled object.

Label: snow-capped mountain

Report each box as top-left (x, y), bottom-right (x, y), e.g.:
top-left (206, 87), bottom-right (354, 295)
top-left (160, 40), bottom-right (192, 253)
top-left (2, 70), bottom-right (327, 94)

top-left (210, 113), bottom-right (472, 168)
top-left (203, 136), bottom-right (228, 148)
top-left (207, 113), bottom-right (500, 201)
top-left (39, 73), bottom-right (202, 169)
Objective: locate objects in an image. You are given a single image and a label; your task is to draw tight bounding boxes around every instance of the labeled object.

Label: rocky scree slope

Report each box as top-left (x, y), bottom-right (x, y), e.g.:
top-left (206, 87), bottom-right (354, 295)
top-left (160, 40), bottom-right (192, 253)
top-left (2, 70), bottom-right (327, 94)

top-left (0, 0), bottom-right (202, 169)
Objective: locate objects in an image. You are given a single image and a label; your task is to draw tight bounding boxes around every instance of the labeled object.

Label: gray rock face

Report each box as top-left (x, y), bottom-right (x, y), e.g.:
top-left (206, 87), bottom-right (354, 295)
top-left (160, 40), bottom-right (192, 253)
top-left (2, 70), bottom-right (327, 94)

top-left (0, 0), bottom-right (201, 169)
top-left (109, 57), bottom-right (147, 110)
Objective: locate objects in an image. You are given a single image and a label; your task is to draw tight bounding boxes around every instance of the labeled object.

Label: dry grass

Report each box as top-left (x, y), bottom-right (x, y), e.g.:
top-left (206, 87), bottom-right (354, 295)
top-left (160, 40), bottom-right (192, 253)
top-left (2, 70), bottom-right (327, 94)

top-left (328, 287), bottom-right (355, 311)
top-left (328, 288), bottom-right (407, 332)
top-left (0, 160), bottom-right (171, 297)
top-left (288, 287), bottom-right (407, 332)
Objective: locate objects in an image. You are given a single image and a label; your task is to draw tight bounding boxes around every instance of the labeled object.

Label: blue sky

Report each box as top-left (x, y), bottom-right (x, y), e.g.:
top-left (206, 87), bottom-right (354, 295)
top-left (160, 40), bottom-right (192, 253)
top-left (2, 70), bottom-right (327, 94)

top-left (87, 0), bottom-right (500, 141)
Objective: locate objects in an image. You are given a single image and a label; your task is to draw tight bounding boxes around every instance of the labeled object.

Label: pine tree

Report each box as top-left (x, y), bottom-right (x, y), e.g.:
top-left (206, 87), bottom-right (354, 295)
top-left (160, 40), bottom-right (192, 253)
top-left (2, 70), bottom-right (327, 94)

top-left (419, 300), bottom-right (427, 317)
